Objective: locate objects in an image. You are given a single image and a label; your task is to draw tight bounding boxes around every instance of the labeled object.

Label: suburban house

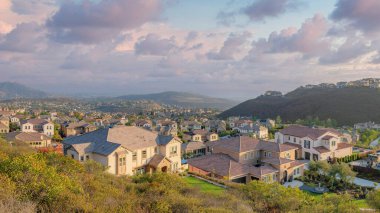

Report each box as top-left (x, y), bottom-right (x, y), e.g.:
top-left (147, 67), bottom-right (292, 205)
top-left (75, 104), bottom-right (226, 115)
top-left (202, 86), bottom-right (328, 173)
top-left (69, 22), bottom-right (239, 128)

top-left (134, 119), bottom-right (152, 129)
top-left (10, 114), bottom-right (26, 126)
top-left (62, 126), bottom-right (182, 176)
top-left (180, 121), bottom-right (202, 132)
top-left (188, 136), bottom-right (307, 184)
top-left (183, 129), bottom-right (219, 142)
top-left (6, 132), bottom-right (52, 148)
top-left (233, 125), bottom-right (269, 139)
top-left (21, 119), bottom-right (54, 137)
top-left (155, 120), bottom-right (178, 136)
top-left (229, 119), bottom-right (253, 128)
top-left (181, 141), bottom-right (207, 159)
top-left (259, 119), bottom-right (276, 129)
top-left (61, 121), bottom-right (97, 137)
top-left (275, 125), bottom-right (353, 161)
top-left (0, 116), bottom-right (10, 133)
top-left (203, 120), bottom-right (227, 132)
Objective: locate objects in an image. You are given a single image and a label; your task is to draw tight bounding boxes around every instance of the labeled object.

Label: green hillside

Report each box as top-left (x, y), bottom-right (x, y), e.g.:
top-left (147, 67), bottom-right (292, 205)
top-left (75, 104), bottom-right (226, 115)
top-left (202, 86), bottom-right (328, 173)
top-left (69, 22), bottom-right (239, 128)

top-left (1, 139), bottom-right (377, 212)
top-left (219, 87), bottom-right (380, 125)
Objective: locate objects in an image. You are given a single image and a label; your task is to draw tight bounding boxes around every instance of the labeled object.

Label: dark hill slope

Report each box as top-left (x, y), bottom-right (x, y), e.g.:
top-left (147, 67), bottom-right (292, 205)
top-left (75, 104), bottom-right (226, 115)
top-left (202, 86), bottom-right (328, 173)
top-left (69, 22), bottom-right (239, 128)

top-left (0, 82), bottom-right (48, 100)
top-left (219, 87), bottom-right (380, 125)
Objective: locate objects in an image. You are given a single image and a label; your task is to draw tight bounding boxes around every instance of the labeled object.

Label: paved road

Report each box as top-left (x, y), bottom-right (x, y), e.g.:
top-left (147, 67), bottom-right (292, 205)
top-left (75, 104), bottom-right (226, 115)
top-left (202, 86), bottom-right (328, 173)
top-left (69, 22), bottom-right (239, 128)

top-left (353, 177), bottom-right (379, 189)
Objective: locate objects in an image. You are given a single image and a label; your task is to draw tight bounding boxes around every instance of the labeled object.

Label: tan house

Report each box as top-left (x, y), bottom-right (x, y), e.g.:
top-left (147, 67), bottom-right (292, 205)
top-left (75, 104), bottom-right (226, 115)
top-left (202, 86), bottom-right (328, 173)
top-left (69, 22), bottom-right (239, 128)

top-left (275, 125), bottom-right (353, 161)
top-left (62, 121), bottom-right (97, 137)
top-left (63, 126), bottom-right (182, 176)
top-left (0, 116), bottom-right (10, 133)
top-left (183, 129), bottom-right (219, 142)
top-left (21, 119), bottom-right (54, 137)
top-left (188, 136), bottom-right (307, 184)
top-left (6, 132), bottom-right (52, 148)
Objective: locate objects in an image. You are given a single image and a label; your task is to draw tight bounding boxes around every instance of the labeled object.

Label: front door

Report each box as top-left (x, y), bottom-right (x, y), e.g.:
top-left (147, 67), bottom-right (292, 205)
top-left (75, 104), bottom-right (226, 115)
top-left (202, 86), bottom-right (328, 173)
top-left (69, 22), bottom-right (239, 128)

top-left (118, 156), bottom-right (126, 175)
top-left (305, 152), bottom-right (310, 160)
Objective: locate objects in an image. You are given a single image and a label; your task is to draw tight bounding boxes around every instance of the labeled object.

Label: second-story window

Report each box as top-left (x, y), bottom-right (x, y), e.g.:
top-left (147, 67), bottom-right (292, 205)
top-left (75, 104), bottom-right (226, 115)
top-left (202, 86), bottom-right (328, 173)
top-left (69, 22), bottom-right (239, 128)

top-left (132, 152), bottom-right (137, 161)
top-left (304, 140), bottom-right (310, 149)
top-left (142, 150), bottom-right (147, 159)
top-left (170, 146), bottom-right (177, 154)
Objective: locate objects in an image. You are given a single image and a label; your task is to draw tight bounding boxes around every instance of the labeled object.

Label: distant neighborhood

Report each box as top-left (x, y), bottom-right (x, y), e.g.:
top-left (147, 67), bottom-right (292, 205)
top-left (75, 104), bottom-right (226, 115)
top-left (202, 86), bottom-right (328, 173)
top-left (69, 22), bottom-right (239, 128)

top-left (0, 78), bottom-right (379, 212)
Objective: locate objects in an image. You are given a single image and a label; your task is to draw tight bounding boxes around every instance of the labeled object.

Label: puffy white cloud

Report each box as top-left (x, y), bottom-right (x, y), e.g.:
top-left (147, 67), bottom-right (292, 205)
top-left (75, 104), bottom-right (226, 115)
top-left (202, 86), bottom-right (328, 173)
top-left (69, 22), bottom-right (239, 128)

top-left (46, 0), bottom-right (165, 44)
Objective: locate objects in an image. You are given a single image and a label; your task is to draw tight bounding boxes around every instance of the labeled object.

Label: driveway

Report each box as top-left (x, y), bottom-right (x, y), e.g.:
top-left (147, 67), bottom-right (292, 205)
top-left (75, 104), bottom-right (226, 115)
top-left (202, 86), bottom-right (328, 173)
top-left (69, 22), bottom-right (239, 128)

top-left (283, 180), bottom-right (304, 188)
top-left (353, 177), bottom-right (379, 189)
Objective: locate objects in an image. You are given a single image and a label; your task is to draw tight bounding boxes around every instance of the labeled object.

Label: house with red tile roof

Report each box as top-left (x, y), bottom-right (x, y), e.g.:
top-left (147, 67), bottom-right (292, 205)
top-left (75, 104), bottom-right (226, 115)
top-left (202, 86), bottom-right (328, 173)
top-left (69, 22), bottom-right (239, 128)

top-left (188, 136), bottom-right (307, 184)
top-left (275, 125), bottom-right (353, 161)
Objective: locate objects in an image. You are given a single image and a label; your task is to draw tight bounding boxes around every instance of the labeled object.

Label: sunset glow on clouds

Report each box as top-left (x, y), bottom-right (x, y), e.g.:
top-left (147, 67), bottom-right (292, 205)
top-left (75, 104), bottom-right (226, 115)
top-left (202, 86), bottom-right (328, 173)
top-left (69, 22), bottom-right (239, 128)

top-left (1, 0), bottom-right (380, 99)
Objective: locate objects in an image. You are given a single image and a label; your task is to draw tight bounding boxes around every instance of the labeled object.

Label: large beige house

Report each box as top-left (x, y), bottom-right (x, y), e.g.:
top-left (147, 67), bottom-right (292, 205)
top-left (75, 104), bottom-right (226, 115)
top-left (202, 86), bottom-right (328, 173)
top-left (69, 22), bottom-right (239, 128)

top-left (21, 119), bottom-right (54, 137)
top-left (61, 121), bottom-right (97, 137)
top-left (0, 116), bottom-right (10, 133)
top-left (188, 136), bottom-right (307, 184)
top-left (6, 132), bottom-right (52, 148)
top-left (275, 125), bottom-right (353, 161)
top-left (63, 126), bottom-right (182, 176)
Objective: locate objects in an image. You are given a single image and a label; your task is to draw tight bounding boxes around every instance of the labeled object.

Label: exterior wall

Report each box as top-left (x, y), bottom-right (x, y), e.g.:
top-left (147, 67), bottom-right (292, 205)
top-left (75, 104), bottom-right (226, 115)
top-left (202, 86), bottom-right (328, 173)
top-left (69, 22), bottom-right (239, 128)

top-left (43, 123), bottom-right (54, 137)
top-left (28, 139), bottom-right (52, 148)
top-left (188, 165), bottom-right (210, 176)
top-left (131, 146), bottom-right (157, 171)
top-left (334, 147), bottom-right (353, 158)
top-left (207, 133), bottom-right (219, 142)
top-left (279, 150), bottom-right (296, 160)
top-left (212, 146), bottom-right (240, 162)
top-left (164, 140), bottom-right (182, 171)
top-left (239, 150), bottom-right (260, 165)
top-left (22, 123), bottom-right (35, 132)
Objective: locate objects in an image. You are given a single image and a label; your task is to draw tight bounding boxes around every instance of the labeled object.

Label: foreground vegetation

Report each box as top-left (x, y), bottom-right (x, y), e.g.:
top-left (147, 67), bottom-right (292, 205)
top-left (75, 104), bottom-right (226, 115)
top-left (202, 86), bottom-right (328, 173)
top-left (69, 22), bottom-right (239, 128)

top-left (0, 139), bottom-right (379, 212)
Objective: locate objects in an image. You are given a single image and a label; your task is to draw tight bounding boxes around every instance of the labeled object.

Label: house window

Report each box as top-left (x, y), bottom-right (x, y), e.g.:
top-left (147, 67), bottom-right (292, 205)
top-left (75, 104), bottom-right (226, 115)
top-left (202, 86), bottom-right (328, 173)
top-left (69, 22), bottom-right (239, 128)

top-left (154, 147), bottom-right (159, 154)
top-left (294, 167), bottom-right (300, 175)
top-left (119, 157), bottom-right (126, 166)
top-left (172, 162), bottom-right (178, 171)
top-left (293, 137), bottom-right (296, 143)
top-left (285, 152), bottom-right (290, 159)
top-left (80, 156), bottom-right (84, 162)
top-left (244, 153), bottom-right (248, 160)
top-left (71, 154), bottom-right (74, 159)
top-left (132, 152), bottom-right (137, 161)
top-left (332, 141), bottom-right (336, 146)
top-left (304, 140), bottom-right (310, 149)
top-left (142, 150), bottom-right (147, 159)
top-left (86, 155), bottom-right (90, 160)
top-left (170, 146), bottom-right (177, 155)
top-left (136, 167), bottom-right (145, 175)
top-left (250, 151), bottom-right (254, 159)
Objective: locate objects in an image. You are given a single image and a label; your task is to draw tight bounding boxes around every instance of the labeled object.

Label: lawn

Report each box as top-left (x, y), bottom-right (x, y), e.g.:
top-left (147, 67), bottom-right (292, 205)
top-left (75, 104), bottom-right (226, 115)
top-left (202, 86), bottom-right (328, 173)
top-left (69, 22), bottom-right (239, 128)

top-left (183, 176), bottom-right (225, 195)
top-left (303, 191), bottom-right (371, 209)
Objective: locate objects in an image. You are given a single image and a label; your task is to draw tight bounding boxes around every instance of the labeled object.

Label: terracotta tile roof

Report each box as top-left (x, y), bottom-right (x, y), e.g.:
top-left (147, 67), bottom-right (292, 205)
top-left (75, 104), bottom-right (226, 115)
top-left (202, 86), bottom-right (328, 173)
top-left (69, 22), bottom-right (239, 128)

top-left (259, 140), bottom-right (297, 152)
top-left (289, 160), bottom-right (309, 168)
top-left (21, 119), bottom-right (51, 125)
top-left (261, 157), bottom-right (294, 165)
top-left (192, 129), bottom-right (208, 136)
top-left (250, 165), bottom-right (278, 178)
top-left (181, 142), bottom-right (206, 151)
top-left (313, 146), bottom-right (331, 154)
top-left (337, 143), bottom-right (353, 150)
top-left (63, 126), bottom-right (178, 156)
top-left (0, 123), bottom-right (8, 129)
top-left (280, 125), bottom-right (339, 140)
top-left (213, 136), bottom-right (261, 153)
top-left (283, 142), bottom-right (302, 149)
top-left (148, 154), bottom-right (171, 168)
top-left (322, 135), bottom-right (335, 140)
top-left (6, 132), bottom-right (50, 142)
top-left (187, 153), bottom-right (250, 177)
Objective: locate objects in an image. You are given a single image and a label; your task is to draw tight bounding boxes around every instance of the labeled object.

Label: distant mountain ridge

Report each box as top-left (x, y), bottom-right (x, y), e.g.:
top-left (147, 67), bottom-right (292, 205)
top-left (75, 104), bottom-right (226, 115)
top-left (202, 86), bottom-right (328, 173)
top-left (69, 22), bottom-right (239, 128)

top-left (0, 82), bottom-right (49, 100)
top-left (117, 91), bottom-right (238, 110)
top-left (219, 86), bottom-right (380, 125)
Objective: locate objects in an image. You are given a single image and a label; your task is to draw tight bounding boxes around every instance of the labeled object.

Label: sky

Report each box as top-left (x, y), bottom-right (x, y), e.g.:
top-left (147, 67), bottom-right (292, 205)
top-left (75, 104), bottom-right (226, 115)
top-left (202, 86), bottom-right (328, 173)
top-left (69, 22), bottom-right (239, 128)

top-left (1, 0), bottom-right (380, 100)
